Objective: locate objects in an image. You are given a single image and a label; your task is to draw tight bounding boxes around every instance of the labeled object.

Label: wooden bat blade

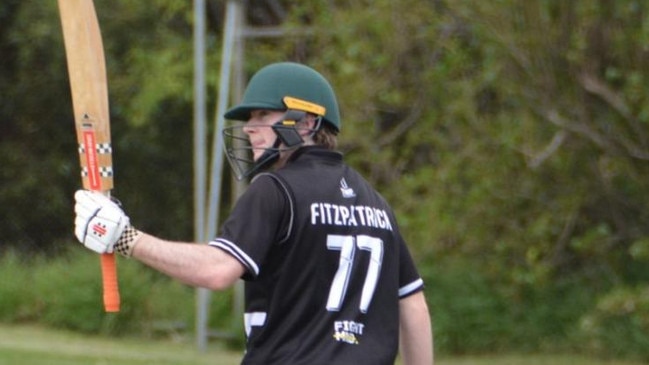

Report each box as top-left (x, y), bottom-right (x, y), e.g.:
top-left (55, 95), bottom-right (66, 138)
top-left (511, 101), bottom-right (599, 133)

top-left (58, 0), bottom-right (113, 192)
top-left (58, 0), bottom-right (120, 313)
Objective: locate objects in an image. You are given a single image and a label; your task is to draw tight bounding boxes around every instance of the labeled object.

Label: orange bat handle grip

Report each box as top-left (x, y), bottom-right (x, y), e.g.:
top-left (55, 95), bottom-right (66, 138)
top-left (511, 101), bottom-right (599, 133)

top-left (101, 253), bottom-right (120, 312)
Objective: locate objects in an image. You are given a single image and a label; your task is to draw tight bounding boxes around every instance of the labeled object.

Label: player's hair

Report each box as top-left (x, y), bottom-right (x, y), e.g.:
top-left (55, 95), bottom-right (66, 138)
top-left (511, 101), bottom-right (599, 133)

top-left (313, 122), bottom-right (338, 150)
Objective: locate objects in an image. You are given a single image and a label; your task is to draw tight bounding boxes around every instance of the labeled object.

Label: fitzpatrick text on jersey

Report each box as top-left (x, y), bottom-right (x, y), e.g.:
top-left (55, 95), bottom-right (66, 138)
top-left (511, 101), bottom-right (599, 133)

top-left (310, 203), bottom-right (394, 231)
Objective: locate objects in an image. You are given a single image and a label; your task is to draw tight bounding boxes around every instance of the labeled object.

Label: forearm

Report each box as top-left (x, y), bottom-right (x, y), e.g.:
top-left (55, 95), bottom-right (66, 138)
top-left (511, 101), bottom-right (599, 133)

top-left (399, 291), bottom-right (434, 365)
top-left (131, 233), bottom-right (244, 290)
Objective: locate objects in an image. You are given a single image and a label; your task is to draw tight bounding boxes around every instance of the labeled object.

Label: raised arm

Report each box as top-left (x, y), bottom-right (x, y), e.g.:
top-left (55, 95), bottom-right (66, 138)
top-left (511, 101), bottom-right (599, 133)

top-left (131, 233), bottom-right (244, 290)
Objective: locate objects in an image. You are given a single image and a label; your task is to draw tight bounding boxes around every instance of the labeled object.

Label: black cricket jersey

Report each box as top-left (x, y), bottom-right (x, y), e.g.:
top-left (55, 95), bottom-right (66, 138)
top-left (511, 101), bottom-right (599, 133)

top-left (210, 146), bottom-right (424, 365)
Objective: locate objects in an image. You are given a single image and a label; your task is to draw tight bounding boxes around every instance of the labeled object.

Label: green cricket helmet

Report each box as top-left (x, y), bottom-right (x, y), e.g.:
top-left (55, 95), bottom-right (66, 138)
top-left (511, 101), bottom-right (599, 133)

top-left (223, 62), bottom-right (341, 180)
top-left (224, 62), bottom-right (341, 131)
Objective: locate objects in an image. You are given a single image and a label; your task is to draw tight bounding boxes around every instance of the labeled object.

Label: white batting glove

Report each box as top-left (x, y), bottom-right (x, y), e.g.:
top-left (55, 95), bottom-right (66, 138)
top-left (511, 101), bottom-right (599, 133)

top-left (74, 190), bottom-right (141, 257)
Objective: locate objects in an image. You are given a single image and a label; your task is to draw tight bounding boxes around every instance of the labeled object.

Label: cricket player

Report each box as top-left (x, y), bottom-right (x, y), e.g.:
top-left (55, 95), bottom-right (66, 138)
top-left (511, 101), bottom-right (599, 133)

top-left (74, 62), bottom-right (433, 364)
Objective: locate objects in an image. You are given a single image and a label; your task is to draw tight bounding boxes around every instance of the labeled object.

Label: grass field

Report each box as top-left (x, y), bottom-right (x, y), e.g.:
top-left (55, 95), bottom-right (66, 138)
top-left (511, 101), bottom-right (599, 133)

top-left (0, 324), bottom-right (645, 365)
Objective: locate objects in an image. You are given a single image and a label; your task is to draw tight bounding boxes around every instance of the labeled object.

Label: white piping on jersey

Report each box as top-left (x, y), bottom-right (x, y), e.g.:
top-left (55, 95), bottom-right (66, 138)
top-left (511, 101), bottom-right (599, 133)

top-left (209, 238), bottom-right (260, 276)
top-left (399, 278), bottom-right (424, 298)
top-left (244, 311), bottom-right (267, 337)
top-left (255, 172), bottom-right (294, 244)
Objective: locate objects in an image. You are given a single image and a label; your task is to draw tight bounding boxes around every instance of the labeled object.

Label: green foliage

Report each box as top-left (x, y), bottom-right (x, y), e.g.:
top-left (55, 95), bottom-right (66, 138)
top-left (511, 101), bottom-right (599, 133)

top-left (424, 258), bottom-right (511, 353)
top-left (424, 257), bottom-right (601, 354)
top-left (0, 252), bottom-right (36, 322)
top-left (0, 250), bottom-right (239, 340)
top-left (579, 286), bottom-right (649, 361)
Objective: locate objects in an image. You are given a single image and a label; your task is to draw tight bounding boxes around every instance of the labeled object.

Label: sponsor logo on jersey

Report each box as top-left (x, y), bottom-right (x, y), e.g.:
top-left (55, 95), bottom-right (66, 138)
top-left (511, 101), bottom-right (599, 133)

top-left (333, 320), bottom-right (365, 345)
top-left (340, 178), bottom-right (356, 198)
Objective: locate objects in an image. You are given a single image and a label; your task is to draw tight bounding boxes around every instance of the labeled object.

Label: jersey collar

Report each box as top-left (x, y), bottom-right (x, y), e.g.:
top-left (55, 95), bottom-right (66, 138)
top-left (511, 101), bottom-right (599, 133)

top-left (286, 145), bottom-right (343, 164)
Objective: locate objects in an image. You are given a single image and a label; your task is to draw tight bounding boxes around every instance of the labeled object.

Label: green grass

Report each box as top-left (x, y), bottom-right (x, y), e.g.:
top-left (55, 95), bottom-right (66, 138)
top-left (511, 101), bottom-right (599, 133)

top-left (0, 324), bottom-right (646, 365)
top-left (0, 324), bottom-right (241, 365)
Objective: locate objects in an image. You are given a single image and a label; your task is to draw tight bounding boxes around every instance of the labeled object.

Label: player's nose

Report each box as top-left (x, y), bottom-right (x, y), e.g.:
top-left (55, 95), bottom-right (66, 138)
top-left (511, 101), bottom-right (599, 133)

top-left (242, 120), bottom-right (257, 134)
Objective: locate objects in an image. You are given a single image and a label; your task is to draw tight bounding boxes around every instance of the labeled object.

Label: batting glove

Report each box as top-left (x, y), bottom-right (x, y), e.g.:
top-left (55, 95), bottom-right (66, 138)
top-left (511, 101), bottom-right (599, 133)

top-left (74, 190), bottom-right (142, 257)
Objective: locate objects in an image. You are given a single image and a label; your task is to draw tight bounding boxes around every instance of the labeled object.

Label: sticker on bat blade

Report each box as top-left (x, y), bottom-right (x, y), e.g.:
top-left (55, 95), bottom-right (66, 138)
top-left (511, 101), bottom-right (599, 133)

top-left (83, 130), bottom-right (101, 190)
top-left (78, 143), bottom-right (112, 155)
top-left (81, 166), bottom-right (113, 178)
top-left (96, 143), bottom-right (112, 154)
top-left (81, 113), bottom-right (93, 129)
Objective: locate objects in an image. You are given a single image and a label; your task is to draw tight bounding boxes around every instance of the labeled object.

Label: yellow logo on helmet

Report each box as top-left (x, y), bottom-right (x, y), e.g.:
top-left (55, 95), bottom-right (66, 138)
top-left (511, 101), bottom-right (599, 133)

top-left (283, 96), bottom-right (326, 116)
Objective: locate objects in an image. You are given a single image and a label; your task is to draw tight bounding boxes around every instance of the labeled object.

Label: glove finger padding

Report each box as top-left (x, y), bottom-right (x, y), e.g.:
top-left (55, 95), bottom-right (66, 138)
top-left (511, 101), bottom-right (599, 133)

top-left (74, 190), bottom-right (129, 254)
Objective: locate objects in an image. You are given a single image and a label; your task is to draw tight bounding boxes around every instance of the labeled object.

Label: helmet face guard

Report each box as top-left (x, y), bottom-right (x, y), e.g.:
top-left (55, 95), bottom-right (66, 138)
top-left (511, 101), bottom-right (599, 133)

top-left (223, 110), bottom-right (319, 180)
top-left (222, 124), bottom-right (276, 181)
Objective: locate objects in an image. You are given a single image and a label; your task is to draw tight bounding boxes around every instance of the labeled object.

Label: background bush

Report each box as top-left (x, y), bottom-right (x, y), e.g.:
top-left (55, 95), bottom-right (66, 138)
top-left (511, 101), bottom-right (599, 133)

top-left (0, 249), bottom-right (241, 343)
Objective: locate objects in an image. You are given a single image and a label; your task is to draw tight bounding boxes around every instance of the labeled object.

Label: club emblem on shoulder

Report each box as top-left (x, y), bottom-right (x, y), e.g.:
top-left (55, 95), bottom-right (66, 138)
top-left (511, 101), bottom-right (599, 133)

top-left (340, 178), bottom-right (356, 198)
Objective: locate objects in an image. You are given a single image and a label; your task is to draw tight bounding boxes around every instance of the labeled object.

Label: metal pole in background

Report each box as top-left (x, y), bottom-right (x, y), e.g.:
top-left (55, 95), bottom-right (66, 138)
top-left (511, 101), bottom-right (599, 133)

top-left (193, 0), bottom-right (209, 352)
top-left (229, 0), bottom-right (247, 332)
top-left (197, 0), bottom-right (239, 351)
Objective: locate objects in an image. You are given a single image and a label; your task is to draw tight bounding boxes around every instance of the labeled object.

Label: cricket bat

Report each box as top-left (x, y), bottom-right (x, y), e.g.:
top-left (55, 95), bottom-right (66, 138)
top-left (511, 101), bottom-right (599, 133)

top-left (58, 0), bottom-right (120, 312)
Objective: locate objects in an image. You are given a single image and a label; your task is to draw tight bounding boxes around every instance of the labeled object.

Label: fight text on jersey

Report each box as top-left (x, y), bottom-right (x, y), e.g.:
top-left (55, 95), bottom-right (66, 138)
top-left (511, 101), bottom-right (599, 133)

top-left (310, 203), bottom-right (393, 231)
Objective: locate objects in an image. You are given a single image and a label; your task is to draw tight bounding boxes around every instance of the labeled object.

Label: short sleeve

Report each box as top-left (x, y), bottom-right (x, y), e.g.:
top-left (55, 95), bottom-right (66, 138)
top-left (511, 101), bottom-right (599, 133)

top-left (398, 237), bottom-right (425, 298)
top-left (209, 174), bottom-right (290, 280)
